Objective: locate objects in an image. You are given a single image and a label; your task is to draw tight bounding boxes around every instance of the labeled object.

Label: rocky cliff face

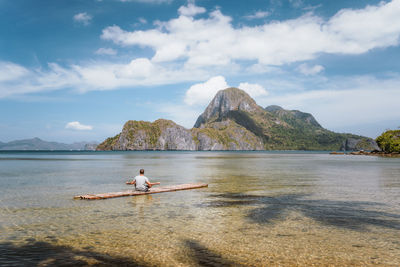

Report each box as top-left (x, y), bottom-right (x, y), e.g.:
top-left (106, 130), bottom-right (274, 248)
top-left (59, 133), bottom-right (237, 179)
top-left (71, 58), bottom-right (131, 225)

top-left (194, 87), bottom-right (262, 128)
top-left (97, 87), bottom-right (378, 151)
top-left (192, 120), bottom-right (264, 150)
top-left (97, 119), bottom-right (196, 150)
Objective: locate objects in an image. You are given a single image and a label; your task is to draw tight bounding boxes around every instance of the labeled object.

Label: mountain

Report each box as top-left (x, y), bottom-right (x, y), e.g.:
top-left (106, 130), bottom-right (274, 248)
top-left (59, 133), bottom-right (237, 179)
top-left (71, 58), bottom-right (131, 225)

top-left (97, 87), bottom-right (379, 151)
top-left (97, 119), bottom-right (196, 151)
top-left (0, 138), bottom-right (99, 150)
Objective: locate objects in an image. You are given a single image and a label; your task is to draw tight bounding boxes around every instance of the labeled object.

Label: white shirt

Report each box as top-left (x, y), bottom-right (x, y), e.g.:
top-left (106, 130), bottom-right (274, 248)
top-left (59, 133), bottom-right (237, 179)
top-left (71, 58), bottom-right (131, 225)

top-left (134, 175), bottom-right (149, 191)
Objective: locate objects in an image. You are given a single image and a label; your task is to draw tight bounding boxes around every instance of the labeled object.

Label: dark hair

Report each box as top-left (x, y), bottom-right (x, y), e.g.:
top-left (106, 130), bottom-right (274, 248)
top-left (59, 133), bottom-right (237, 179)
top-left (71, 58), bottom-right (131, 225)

top-left (140, 169), bottom-right (144, 174)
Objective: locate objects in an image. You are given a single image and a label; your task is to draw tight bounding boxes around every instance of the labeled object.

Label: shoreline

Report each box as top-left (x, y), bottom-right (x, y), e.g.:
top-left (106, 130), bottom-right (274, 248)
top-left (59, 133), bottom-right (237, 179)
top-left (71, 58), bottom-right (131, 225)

top-left (330, 151), bottom-right (400, 157)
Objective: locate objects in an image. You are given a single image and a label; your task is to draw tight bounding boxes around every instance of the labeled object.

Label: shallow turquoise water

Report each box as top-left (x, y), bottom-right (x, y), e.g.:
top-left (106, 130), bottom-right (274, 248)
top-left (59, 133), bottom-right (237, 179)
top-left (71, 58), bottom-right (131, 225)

top-left (1, 151), bottom-right (399, 266)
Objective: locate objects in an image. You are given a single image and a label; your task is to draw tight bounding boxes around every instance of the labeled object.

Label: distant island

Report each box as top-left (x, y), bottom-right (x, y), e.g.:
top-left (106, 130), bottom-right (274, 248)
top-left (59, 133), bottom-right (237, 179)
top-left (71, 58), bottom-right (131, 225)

top-left (0, 137), bottom-right (98, 151)
top-left (97, 87), bottom-right (379, 151)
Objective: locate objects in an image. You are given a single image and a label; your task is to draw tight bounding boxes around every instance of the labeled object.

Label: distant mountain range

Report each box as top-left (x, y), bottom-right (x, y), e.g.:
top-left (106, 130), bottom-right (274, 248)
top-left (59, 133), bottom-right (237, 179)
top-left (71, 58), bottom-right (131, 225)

top-left (97, 87), bottom-right (379, 151)
top-left (0, 137), bottom-right (98, 151)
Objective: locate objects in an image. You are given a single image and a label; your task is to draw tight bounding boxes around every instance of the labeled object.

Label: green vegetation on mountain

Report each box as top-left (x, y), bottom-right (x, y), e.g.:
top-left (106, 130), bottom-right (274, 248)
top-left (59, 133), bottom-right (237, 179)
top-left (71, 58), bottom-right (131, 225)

top-left (98, 119), bottom-right (197, 150)
top-left (376, 129), bottom-right (400, 153)
top-left (97, 87), bottom-right (378, 151)
top-left (96, 134), bottom-right (120, 150)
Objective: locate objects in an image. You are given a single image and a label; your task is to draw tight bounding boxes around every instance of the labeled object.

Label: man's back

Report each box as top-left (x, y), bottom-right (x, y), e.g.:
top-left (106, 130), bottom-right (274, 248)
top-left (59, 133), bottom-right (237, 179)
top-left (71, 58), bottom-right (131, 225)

top-left (134, 175), bottom-right (149, 191)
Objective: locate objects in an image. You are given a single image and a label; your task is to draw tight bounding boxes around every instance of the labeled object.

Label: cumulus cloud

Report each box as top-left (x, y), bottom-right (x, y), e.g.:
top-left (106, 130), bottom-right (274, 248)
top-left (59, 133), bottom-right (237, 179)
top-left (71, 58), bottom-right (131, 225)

top-left (65, 121), bottom-right (93, 130)
top-left (184, 76), bottom-right (269, 106)
top-left (95, 48), bottom-right (117, 55)
top-left (244, 11), bottom-right (270, 20)
top-left (178, 2), bottom-right (206, 17)
top-left (73, 12), bottom-right (92, 26)
top-left (238, 82), bottom-right (268, 98)
top-left (297, 63), bottom-right (324, 75)
top-left (102, 0), bottom-right (400, 67)
top-left (184, 76), bottom-right (228, 106)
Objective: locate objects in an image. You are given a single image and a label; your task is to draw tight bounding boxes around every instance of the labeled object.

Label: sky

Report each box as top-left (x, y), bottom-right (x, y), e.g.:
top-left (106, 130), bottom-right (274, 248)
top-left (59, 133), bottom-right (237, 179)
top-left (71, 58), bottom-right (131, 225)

top-left (1, 0), bottom-right (400, 143)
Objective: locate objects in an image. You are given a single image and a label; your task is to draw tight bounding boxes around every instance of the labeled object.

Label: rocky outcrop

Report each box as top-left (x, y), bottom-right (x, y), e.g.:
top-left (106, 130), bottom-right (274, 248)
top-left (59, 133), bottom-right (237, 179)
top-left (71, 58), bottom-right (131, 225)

top-left (266, 105), bottom-right (321, 128)
top-left (340, 138), bottom-right (380, 151)
top-left (194, 87), bottom-right (262, 128)
top-left (97, 119), bottom-right (197, 150)
top-left (191, 120), bottom-right (264, 150)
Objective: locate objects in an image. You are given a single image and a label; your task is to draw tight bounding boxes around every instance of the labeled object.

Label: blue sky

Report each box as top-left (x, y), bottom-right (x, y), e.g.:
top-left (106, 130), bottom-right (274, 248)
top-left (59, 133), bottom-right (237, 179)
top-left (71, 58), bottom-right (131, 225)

top-left (1, 0), bottom-right (399, 143)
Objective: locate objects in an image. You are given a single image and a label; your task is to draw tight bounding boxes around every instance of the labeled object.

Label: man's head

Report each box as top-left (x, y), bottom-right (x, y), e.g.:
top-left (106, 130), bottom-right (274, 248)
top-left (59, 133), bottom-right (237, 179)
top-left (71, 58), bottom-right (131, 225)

top-left (139, 169), bottom-right (145, 175)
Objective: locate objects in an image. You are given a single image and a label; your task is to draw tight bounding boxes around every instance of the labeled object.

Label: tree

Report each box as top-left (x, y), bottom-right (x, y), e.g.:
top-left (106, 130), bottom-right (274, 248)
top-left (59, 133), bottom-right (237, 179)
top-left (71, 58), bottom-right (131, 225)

top-left (376, 130), bottom-right (400, 153)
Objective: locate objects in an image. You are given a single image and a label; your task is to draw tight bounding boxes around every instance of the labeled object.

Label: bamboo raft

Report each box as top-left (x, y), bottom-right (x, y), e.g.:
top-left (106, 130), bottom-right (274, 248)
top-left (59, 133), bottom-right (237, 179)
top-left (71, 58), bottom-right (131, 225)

top-left (74, 183), bottom-right (208, 200)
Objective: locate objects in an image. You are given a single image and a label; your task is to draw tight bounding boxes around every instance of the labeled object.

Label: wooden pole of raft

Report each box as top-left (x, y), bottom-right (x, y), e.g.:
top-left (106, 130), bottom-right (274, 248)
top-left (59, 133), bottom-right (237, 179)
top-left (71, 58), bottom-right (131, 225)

top-left (125, 181), bottom-right (161, 186)
top-left (74, 183), bottom-right (208, 200)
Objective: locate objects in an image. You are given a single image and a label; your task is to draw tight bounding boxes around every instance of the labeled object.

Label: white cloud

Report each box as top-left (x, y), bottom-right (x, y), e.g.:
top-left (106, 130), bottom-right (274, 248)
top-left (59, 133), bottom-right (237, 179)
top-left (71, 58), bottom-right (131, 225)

top-left (0, 59), bottom-right (210, 98)
top-left (184, 76), bottom-right (269, 107)
top-left (244, 11), bottom-right (270, 20)
top-left (178, 2), bottom-right (206, 17)
top-left (0, 61), bottom-right (30, 82)
top-left (102, 0), bottom-right (400, 67)
top-left (115, 58), bottom-right (154, 78)
top-left (2, 1), bottom-right (400, 100)
top-left (65, 121), bottom-right (93, 131)
top-left (0, 62), bottom-right (82, 98)
top-left (238, 82), bottom-right (268, 98)
top-left (184, 76), bottom-right (228, 106)
top-left (95, 47), bottom-right (117, 55)
top-left (73, 12), bottom-right (92, 26)
top-left (297, 63), bottom-right (324, 75)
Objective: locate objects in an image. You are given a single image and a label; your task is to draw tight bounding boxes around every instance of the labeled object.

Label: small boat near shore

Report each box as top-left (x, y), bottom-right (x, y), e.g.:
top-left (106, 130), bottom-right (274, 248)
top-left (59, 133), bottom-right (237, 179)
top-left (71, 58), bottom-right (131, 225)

top-left (74, 183), bottom-right (208, 200)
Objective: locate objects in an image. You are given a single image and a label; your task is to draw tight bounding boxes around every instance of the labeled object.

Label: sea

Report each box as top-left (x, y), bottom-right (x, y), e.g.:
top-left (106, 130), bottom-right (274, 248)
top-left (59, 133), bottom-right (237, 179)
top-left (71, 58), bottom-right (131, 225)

top-left (0, 151), bottom-right (399, 266)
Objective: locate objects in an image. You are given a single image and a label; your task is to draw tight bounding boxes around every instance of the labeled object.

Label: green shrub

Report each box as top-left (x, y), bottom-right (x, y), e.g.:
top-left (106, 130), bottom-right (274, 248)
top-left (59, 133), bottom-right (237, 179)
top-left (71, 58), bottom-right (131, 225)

top-left (376, 130), bottom-right (400, 153)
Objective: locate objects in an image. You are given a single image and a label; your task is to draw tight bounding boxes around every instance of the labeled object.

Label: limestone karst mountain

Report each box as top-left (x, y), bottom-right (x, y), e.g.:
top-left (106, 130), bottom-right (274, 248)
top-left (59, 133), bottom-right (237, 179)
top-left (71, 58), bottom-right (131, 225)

top-left (97, 87), bottom-right (379, 151)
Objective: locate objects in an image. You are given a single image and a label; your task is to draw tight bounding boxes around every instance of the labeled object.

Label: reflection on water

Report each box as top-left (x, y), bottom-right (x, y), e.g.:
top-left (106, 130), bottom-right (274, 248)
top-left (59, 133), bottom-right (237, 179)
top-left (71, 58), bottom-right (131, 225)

top-left (0, 151), bottom-right (400, 266)
top-left (206, 193), bottom-right (400, 231)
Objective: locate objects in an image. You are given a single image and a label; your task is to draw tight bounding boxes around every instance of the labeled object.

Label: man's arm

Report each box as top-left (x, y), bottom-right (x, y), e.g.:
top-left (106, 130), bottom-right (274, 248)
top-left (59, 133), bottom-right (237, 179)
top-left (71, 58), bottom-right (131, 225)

top-left (145, 181), bottom-right (161, 188)
top-left (126, 180), bottom-right (136, 185)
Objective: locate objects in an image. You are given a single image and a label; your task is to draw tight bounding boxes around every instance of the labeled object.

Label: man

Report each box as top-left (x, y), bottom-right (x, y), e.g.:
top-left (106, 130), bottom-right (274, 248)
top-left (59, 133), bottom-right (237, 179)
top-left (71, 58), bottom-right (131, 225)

top-left (126, 169), bottom-right (158, 192)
